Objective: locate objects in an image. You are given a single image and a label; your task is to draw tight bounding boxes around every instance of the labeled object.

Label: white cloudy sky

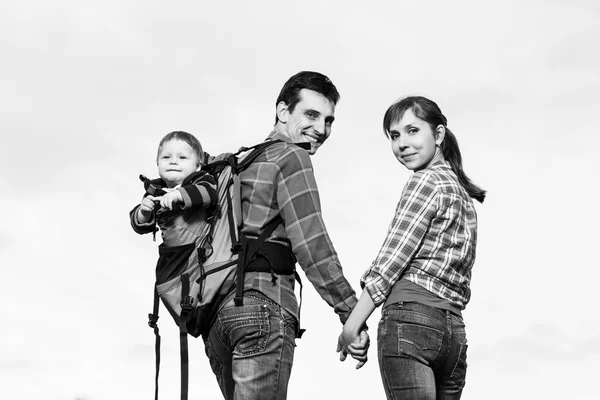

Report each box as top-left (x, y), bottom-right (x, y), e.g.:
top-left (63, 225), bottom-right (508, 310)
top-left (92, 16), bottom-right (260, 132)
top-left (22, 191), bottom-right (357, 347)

top-left (2, 0), bottom-right (599, 399)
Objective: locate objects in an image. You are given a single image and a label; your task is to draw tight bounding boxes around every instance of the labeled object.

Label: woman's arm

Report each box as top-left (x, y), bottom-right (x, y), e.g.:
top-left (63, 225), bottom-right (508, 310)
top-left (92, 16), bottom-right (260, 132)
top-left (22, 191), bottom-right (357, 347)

top-left (360, 170), bottom-right (439, 307)
top-left (337, 288), bottom-right (376, 369)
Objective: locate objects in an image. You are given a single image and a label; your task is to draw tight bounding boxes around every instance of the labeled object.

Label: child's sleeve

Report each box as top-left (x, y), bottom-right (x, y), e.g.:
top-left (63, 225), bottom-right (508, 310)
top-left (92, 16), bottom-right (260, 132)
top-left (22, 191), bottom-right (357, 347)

top-left (129, 204), bottom-right (156, 235)
top-left (177, 171), bottom-right (218, 209)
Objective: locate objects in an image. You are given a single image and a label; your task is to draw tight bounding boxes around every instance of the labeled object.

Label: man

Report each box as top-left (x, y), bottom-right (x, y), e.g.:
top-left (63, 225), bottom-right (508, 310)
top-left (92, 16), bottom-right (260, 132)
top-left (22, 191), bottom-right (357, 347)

top-left (202, 71), bottom-right (368, 400)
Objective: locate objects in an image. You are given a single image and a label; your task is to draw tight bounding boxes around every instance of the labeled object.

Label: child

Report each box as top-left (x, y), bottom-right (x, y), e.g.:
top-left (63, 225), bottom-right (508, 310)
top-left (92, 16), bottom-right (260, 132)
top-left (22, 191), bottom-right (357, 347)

top-left (130, 130), bottom-right (217, 251)
top-left (338, 96), bottom-right (485, 399)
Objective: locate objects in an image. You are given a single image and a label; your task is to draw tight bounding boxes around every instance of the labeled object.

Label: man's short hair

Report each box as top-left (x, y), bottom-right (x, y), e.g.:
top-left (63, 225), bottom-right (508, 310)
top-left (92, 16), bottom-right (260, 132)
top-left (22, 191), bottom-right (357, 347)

top-left (275, 71), bottom-right (340, 123)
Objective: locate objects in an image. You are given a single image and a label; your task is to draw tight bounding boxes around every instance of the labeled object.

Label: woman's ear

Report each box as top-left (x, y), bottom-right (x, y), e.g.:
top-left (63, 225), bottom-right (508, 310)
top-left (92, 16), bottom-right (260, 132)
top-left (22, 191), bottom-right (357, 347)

top-left (435, 125), bottom-right (446, 146)
top-left (276, 101), bottom-right (289, 123)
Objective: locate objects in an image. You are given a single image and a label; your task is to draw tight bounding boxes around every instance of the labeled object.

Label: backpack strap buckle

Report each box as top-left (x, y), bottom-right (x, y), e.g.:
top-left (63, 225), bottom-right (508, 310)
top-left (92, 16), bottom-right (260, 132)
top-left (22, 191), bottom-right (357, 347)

top-left (148, 313), bottom-right (159, 329)
top-left (231, 243), bottom-right (243, 254)
top-left (180, 296), bottom-right (194, 322)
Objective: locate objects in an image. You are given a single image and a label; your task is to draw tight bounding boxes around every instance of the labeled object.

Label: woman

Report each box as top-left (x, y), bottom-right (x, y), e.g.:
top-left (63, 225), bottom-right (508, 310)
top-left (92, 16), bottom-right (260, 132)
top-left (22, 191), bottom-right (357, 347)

top-left (338, 96), bottom-right (485, 399)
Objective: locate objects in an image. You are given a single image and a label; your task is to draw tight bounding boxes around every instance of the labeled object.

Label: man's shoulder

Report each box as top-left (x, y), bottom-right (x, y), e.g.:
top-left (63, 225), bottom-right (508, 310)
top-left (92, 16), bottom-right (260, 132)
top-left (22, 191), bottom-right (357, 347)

top-left (263, 140), bottom-right (312, 167)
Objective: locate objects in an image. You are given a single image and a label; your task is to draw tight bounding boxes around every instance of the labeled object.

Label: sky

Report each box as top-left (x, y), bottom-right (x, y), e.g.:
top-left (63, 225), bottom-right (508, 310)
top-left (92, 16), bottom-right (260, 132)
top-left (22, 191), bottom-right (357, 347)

top-left (2, 0), bottom-right (600, 399)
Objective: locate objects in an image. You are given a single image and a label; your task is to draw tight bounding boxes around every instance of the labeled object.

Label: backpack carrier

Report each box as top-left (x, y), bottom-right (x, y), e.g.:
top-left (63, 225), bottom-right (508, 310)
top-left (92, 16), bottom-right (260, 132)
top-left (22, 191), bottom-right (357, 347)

top-left (144, 140), bottom-right (302, 400)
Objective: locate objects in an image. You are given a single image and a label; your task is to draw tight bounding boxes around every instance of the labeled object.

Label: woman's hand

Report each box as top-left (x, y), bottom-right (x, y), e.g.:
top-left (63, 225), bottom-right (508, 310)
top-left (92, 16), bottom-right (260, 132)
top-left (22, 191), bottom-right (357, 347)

top-left (336, 288), bottom-right (377, 369)
top-left (337, 328), bottom-right (370, 369)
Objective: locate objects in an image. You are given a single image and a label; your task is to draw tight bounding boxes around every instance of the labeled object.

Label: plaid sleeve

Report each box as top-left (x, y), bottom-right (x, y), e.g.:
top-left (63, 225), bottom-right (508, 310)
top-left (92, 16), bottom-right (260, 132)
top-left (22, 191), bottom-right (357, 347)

top-left (361, 170), bottom-right (439, 307)
top-left (178, 171), bottom-right (218, 209)
top-left (275, 146), bottom-right (358, 324)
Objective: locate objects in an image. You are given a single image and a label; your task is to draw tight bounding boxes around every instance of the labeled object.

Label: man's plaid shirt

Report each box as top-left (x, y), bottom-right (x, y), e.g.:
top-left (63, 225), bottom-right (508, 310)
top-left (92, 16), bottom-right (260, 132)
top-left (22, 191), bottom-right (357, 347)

top-left (239, 131), bottom-right (358, 324)
top-left (361, 157), bottom-right (478, 310)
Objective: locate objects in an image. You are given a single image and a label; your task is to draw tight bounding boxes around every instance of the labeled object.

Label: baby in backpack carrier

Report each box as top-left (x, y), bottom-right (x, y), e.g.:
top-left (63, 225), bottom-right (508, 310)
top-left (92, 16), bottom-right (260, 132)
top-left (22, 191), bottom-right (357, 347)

top-left (130, 130), bottom-right (218, 248)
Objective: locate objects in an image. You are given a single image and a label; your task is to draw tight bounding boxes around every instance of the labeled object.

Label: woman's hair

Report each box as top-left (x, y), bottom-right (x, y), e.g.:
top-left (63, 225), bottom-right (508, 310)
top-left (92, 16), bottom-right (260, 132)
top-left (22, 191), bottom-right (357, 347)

top-left (383, 96), bottom-right (486, 203)
top-left (157, 131), bottom-right (204, 165)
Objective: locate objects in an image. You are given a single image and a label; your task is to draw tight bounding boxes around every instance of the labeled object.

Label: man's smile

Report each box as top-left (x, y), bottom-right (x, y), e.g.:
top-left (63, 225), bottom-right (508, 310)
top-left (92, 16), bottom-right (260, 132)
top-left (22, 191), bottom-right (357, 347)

top-left (302, 133), bottom-right (319, 143)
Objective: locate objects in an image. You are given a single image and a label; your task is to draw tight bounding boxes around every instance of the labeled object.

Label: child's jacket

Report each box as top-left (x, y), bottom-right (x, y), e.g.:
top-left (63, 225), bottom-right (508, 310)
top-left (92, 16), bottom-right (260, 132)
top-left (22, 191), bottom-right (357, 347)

top-left (130, 170), bottom-right (218, 247)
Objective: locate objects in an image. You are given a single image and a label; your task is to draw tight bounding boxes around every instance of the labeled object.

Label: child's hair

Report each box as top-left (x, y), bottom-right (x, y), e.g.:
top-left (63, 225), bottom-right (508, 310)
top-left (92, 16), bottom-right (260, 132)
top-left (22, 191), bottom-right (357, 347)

top-left (383, 96), bottom-right (486, 203)
top-left (157, 131), bottom-right (205, 166)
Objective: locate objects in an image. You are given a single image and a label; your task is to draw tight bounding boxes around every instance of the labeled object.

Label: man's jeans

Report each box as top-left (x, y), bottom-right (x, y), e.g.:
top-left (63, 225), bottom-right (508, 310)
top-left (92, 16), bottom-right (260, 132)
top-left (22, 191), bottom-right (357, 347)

top-left (378, 302), bottom-right (468, 400)
top-left (202, 291), bottom-right (297, 400)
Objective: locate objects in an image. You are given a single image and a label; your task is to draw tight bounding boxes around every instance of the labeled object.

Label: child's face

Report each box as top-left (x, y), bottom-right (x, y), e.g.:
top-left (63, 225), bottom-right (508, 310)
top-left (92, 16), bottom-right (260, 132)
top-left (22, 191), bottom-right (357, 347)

top-left (157, 139), bottom-right (201, 188)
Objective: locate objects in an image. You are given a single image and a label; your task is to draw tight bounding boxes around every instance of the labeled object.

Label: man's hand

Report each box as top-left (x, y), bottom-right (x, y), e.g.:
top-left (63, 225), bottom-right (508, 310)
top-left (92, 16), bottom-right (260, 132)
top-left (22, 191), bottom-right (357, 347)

top-left (160, 191), bottom-right (183, 210)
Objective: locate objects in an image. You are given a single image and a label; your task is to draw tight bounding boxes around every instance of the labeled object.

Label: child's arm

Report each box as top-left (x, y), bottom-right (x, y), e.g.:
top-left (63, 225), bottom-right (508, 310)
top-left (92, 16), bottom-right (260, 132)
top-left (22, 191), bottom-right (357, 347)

top-left (137, 195), bottom-right (157, 223)
top-left (130, 195), bottom-right (158, 234)
top-left (158, 191), bottom-right (182, 210)
top-left (176, 171), bottom-right (218, 210)
top-left (154, 171), bottom-right (217, 211)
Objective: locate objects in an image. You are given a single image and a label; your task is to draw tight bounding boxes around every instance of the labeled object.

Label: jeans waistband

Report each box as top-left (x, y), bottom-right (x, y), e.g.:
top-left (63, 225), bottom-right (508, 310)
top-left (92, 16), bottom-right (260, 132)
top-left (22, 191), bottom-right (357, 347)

top-left (383, 301), bottom-right (450, 320)
top-left (244, 290), bottom-right (281, 308)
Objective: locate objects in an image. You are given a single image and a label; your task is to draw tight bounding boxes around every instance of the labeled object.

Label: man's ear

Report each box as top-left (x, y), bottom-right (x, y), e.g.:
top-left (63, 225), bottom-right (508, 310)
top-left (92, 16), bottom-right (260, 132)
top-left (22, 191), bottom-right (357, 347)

top-left (435, 125), bottom-right (446, 146)
top-left (276, 101), bottom-right (289, 123)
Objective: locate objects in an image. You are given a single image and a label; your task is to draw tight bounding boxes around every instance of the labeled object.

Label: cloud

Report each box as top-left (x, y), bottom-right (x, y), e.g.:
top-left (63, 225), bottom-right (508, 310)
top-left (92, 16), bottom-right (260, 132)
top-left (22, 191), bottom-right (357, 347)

top-left (4, 1), bottom-right (600, 399)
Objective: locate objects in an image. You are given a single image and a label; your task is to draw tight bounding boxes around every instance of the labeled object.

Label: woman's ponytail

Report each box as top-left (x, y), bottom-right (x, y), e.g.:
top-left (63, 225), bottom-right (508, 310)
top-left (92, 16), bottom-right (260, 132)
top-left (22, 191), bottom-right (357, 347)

top-left (441, 127), bottom-right (486, 203)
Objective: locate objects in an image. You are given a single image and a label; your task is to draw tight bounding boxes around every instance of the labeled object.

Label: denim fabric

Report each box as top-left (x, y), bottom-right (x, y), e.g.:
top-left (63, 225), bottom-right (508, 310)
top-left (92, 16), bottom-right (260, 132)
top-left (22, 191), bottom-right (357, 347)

top-left (202, 291), bottom-right (297, 400)
top-left (378, 302), bottom-right (468, 400)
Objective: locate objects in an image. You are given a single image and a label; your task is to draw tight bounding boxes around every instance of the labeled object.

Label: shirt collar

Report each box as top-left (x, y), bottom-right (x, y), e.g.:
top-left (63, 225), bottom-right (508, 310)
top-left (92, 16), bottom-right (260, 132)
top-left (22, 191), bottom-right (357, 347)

top-left (266, 128), bottom-right (292, 143)
top-left (428, 152), bottom-right (451, 171)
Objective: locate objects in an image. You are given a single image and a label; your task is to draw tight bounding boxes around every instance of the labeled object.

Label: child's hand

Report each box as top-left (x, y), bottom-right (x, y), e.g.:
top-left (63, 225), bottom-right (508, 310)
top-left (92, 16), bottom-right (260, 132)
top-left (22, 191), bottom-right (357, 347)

top-left (160, 191), bottom-right (183, 210)
top-left (137, 195), bottom-right (157, 223)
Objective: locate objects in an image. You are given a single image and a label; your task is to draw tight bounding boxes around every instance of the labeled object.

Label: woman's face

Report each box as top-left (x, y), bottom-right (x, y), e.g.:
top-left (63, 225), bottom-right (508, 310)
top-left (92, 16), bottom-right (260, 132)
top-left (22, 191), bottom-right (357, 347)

top-left (388, 109), bottom-right (443, 171)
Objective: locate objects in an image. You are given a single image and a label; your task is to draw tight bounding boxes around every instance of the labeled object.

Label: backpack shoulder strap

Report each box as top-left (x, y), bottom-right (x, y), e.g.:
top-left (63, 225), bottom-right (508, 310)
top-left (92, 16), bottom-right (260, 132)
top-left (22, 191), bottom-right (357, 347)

top-left (229, 139), bottom-right (287, 306)
top-left (140, 174), bottom-right (167, 197)
top-left (233, 140), bottom-right (281, 170)
top-left (180, 170), bottom-right (209, 186)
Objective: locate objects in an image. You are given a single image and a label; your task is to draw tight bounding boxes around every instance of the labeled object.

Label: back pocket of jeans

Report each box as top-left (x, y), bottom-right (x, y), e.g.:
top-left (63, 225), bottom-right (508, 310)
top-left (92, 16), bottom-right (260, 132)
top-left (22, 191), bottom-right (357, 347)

top-left (221, 304), bottom-right (270, 356)
top-left (397, 323), bottom-right (444, 364)
top-left (451, 343), bottom-right (468, 388)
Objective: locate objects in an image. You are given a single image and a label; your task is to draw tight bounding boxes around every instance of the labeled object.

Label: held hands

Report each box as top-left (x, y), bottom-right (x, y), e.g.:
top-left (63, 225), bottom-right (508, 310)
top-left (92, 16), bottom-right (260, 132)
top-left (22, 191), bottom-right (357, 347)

top-left (336, 289), bottom-right (375, 370)
top-left (337, 328), bottom-right (370, 369)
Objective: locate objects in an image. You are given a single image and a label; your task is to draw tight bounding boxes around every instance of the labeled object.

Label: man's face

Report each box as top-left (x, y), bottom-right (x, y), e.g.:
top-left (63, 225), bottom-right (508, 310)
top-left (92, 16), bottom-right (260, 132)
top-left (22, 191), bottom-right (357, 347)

top-left (278, 89), bottom-right (336, 155)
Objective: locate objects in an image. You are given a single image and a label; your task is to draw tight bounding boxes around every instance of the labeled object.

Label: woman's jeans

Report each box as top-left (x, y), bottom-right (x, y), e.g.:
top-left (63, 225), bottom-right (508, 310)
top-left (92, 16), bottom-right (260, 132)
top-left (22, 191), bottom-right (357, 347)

top-left (202, 291), bottom-right (297, 400)
top-left (378, 302), bottom-right (468, 400)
